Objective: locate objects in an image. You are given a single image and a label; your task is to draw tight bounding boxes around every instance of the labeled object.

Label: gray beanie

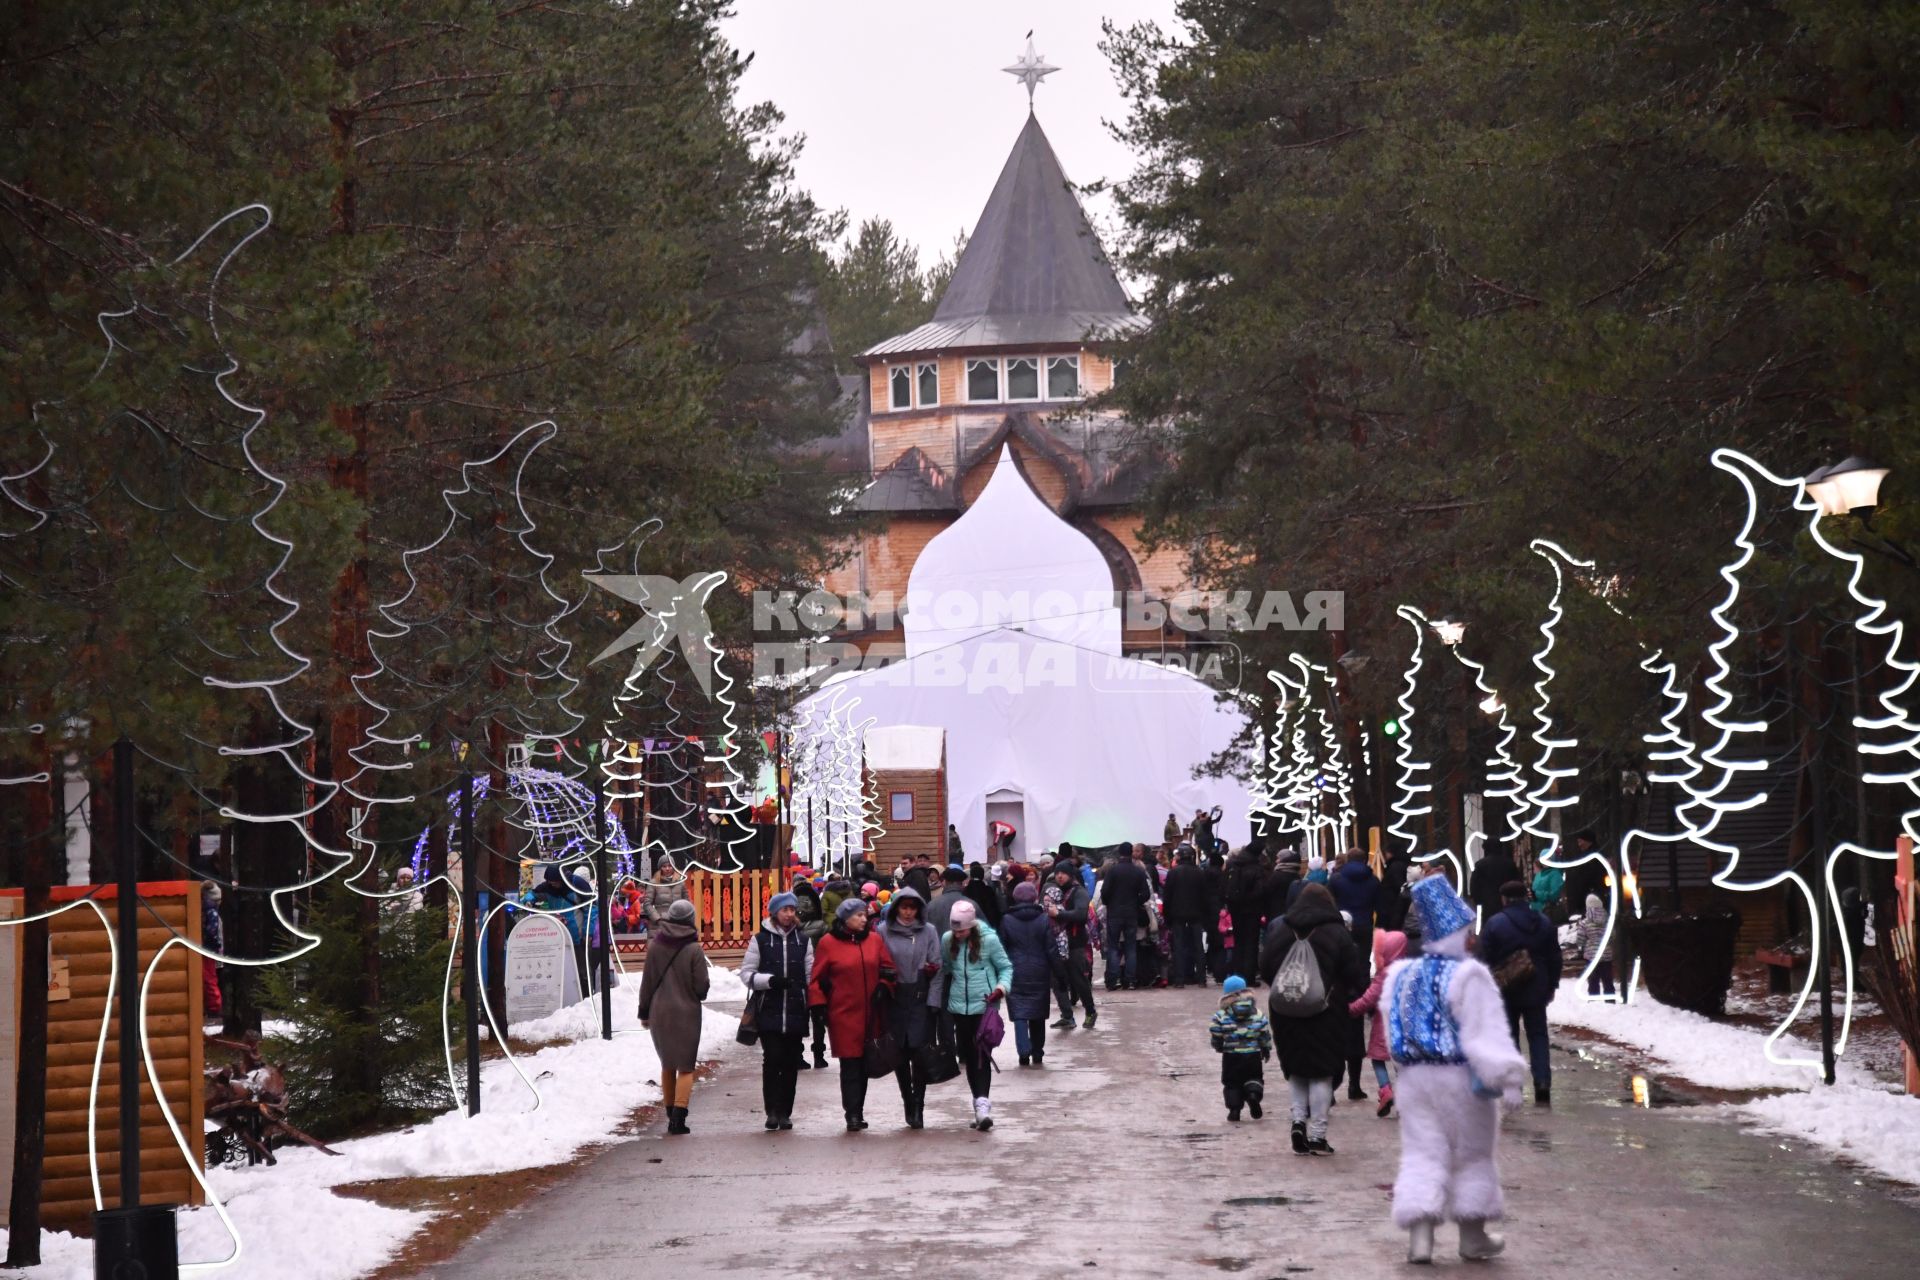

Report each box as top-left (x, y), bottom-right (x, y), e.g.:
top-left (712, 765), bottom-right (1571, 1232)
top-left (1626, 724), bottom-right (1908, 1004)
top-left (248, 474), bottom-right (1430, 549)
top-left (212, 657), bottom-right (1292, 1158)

top-left (665, 897), bottom-right (697, 924)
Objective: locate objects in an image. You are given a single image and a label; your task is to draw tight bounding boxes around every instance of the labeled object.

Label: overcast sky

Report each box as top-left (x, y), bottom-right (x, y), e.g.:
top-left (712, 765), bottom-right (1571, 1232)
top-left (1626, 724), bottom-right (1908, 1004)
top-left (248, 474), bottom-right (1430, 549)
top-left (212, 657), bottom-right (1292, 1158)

top-left (721, 0), bottom-right (1181, 272)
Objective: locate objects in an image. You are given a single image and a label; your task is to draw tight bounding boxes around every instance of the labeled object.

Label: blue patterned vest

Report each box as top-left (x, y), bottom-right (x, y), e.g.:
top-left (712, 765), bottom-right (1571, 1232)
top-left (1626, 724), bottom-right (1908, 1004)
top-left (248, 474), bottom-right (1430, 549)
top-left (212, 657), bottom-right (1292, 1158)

top-left (1387, 956), bottom-right (1467, 1065)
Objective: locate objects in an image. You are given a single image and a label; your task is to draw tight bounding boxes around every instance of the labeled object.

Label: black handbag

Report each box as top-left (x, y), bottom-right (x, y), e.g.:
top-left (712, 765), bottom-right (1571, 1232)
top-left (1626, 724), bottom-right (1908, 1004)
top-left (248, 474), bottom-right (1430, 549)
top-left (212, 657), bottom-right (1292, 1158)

top-left (736, 991), bottom-right (764, 1046)
top-left (862, 988), bottom-right (900, 1078)
top-left (923, 1009), bottom-right (962, 1085)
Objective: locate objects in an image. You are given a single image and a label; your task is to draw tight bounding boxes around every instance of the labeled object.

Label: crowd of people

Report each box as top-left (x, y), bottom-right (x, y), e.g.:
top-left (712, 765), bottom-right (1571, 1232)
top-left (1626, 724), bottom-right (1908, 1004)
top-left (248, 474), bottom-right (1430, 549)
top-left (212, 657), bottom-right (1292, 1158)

top-left (639, 827), bottom-right (1607, 1264)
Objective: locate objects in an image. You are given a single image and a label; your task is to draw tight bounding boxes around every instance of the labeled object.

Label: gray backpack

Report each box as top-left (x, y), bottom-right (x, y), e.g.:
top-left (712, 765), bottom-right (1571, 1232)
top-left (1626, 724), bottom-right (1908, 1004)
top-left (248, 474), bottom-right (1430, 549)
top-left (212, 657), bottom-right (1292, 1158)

top-left (1267, 927), bottom-right (1328, 1018)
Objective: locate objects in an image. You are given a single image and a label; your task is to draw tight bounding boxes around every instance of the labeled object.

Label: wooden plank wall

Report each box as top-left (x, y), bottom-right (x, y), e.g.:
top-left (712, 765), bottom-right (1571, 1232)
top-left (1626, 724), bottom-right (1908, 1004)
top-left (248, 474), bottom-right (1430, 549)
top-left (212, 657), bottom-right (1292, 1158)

top-left (864, 767), bottom-right (946, 873)
top-left (1, 881), bottom-right (205, 1224)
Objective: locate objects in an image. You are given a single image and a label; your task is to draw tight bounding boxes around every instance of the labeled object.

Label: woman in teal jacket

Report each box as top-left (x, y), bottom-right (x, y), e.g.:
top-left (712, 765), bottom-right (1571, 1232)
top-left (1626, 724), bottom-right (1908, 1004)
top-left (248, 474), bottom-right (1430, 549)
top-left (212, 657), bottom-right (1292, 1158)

top-left (1529, 866), bottom-right (1566, 922)
top-left (934, 899), bottom-right (1012, 1130)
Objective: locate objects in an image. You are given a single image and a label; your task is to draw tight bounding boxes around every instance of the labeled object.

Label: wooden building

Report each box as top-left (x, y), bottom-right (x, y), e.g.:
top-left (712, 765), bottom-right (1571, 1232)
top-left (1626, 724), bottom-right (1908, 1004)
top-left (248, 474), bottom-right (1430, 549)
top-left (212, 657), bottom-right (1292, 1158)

top-left (822, 111), bottom-right (1197, 656)
top-left (862, 726), bottom-right (947, 874)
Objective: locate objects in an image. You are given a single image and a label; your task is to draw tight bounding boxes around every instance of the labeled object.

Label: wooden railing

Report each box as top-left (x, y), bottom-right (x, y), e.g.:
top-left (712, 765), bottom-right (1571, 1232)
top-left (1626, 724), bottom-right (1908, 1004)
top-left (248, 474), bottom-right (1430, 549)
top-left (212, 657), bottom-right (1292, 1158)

top-left (612, 868), bottom-right (782, 959)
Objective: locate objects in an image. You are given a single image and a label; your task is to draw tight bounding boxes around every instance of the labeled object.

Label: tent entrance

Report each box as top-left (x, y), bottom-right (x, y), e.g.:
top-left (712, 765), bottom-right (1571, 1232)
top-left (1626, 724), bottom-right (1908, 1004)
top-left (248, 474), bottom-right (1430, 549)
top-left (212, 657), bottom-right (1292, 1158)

top-left (984, 789), bottom-right (1028, 862)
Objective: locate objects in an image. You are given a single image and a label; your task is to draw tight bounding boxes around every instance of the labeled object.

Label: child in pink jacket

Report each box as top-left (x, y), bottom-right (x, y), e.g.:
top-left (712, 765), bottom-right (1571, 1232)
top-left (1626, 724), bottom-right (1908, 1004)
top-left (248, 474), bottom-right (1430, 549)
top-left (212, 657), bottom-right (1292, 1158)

top-left (1348, 929), bottom-right (1409, 1117)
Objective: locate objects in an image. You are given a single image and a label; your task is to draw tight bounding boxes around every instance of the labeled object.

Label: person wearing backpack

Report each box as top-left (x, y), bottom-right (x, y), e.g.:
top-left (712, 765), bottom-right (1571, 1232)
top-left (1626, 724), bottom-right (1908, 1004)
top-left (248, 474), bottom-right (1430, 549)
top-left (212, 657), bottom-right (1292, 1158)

top-left (1258, 880), bottom-right (1368, 1156)
top-left (1477, 880), bottom-right (1563, 1105)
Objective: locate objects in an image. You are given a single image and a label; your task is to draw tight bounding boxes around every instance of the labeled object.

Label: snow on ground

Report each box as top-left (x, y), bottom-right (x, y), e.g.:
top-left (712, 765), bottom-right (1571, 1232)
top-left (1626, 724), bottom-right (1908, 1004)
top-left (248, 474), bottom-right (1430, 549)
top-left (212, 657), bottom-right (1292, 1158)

top-left (1552, 978), bottom-right (1920, 1189)
top-left (1, 979), bottom-right (746, 1280)
top-left (1736, 1084), bottom-right (1920, 1189)
top-left (1549, 978), bottom-right (1883, 1092)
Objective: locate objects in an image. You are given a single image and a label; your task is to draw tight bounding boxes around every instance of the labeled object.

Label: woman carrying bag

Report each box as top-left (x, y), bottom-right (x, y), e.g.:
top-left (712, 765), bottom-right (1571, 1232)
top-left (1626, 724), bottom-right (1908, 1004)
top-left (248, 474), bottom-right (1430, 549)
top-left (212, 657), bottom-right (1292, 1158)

top-left (933, 900), bottom-right (1012, 1131)
top-left (639, 898), bottom-right (711, 1136)
top-left (738, 891), bottom-right (813, 1131)
top-left (808, 898), bottom-right (896, 1131)
top-left (878, 887), bottom-right (942, 1129)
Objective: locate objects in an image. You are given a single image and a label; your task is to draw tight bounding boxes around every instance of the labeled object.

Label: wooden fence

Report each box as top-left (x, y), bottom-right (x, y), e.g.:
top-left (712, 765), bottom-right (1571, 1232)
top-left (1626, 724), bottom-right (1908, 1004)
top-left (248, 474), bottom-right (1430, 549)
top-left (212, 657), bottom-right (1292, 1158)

top-left (612, 868), bottom-right (782, 960)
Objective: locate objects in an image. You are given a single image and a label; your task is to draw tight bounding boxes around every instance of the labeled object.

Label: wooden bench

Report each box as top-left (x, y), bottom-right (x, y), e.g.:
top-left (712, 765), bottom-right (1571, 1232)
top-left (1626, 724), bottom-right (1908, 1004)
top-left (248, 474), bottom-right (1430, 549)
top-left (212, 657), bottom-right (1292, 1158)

top-left (1754, 946), bottom-right (1806, 995)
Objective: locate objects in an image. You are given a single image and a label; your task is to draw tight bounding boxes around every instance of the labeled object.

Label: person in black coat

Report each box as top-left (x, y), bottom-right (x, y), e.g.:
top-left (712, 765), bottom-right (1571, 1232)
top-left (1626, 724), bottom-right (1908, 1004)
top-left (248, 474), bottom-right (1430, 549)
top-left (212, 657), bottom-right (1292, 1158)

top-left (1259, 882), bottom-right (1370, 1156)
top-left (963, 862), bottom-right (1003, 929)
top-left (1201, 851), bottom-right (1228, 983)
top-left (1377, 849), bottom-right (1413, 930)
top-left (999, 882), bottom-right (1055, 1065)
top-left (1224, 846), bottom-right (1268, 983)
top-left (1099, 846), bottom-right (1152, 989)
top-left (1262, 850), bottom-right (1301, 929)
top-left (1467, 844), bottom-right (1519, 922)
top-left (1477, 880), bottom-right (1564, 1104)
top-left (1328, 848), bottom-right (1381, 956)
top-left (1160, 846), bottom-right (1210, 988)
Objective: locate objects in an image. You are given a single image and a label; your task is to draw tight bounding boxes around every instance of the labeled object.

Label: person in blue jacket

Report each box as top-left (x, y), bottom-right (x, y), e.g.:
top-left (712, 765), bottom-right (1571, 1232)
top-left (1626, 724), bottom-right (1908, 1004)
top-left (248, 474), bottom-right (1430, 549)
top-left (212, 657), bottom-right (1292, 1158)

top-left (933, 900), bottom-right (1012, 1130)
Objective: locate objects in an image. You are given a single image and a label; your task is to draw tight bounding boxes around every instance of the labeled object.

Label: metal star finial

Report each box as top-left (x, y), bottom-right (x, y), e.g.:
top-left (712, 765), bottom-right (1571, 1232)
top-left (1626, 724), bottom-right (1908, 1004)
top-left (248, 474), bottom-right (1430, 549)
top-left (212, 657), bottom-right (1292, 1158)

top-left (1003, 35), bottom-right (1058, 109)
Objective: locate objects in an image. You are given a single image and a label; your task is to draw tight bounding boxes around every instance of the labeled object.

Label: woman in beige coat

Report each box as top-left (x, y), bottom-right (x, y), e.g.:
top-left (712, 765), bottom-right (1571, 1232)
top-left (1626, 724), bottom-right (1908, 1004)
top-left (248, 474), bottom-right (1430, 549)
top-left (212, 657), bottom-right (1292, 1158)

top-left (639, 898), bottom-right (710, 1134)
top-left (644, 856), bottom-right (691, 930)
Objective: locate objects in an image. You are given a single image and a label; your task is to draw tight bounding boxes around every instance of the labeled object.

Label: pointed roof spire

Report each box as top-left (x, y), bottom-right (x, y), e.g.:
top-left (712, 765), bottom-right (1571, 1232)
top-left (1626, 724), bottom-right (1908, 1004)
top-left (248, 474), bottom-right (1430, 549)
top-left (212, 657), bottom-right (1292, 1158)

top-left (863, 114), bottom-right (1137, 356)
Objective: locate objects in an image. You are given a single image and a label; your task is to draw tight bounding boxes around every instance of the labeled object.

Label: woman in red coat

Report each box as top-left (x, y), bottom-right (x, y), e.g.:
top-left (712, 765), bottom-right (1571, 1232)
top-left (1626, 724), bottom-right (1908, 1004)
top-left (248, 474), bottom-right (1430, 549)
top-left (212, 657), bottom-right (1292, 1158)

top-left (809, 898), bottom-right (896, 1131)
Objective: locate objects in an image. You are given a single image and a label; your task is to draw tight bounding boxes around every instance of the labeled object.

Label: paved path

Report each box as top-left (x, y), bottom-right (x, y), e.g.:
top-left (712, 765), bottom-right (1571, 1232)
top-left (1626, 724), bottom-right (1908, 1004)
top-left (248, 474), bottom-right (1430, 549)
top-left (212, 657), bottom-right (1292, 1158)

top-left (422, 985), bottom-right (1920, 1278)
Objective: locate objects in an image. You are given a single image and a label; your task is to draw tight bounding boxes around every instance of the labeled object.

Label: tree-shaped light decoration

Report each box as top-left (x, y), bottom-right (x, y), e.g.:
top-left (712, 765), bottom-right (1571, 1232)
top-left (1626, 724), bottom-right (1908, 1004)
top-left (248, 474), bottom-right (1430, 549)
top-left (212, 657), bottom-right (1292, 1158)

top-left (1441, 634), bottom-right (1526, 852)
top-left (1391, 606), bottom-right (1453, 885)
top-left (1291, 654), bottom-right (1357, 850)
top-left (0, 206), bottom-right (380, 1264)
top-left (1608, 650), bottom-right (1708, 1005)
top-left (1803, 468), bottom-right (1917, 1054)
top-left (1676, 450), bottom-right (1823, 1064)
top-left (1524, 538), bottom-right (1627, 1001)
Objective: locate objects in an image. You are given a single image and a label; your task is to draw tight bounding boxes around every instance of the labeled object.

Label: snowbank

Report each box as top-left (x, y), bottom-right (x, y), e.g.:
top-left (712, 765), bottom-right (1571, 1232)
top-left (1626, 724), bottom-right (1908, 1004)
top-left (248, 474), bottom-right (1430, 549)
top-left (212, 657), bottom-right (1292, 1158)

top-left (1736, 1084), bottom-right (1920, 1189)
top-left (1549, 979), bottom-right (1882, 1092)
top-left (0, 987), bottom-right (740, 1279)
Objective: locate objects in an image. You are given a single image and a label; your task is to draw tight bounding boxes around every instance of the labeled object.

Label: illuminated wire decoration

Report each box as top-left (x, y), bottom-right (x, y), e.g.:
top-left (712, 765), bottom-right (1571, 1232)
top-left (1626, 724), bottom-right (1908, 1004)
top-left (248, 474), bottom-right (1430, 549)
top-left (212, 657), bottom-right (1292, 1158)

top-left (1292, 654), bottom-right (1357, 851)
top-left (1677, 450), bottom-right (1823, 1064)
top-left (1802, 464), bottom-right (1917, 1055)
top-left (1441, 634), bottom-right (1525, 852)
top-left (1524, 538), bottom-right (1628, 1002)
top-left (1391, 606), bottom-right (1453, 886)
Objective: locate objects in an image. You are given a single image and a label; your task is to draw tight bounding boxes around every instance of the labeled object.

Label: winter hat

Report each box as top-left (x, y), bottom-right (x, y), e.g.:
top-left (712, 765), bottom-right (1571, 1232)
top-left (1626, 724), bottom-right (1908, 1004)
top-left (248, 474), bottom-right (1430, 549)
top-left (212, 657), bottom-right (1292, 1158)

top-left (1409, 873), bottom-right (1475, 942)
top-left (1222, 975), bottom-right (1248, 996)
top-left (941, 865), bottom-right (968, 884)
top-left (835, 897), bottom-right (868, 923)
top-left (766, 891), bottom-right (799, 918)
top-left (861, 881), bottom-right (879, 897)
top-left (988, 862), bottom-right (1005, 881)
top-left (665, 898), bottom-right (697, 924)
top-left (1012, 882), bottom-right (1039, 904)
top-left (949, 900), bottom-right (978, 931)
top-left (1306, 855), bottom-right (1327, 872)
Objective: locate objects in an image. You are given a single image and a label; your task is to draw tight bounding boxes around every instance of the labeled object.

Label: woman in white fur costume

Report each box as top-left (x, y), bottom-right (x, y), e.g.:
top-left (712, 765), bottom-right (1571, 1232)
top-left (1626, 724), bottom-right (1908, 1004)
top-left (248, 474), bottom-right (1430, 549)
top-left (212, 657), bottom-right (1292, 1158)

top-left (1383, 874), bottom-right (1530, 1264)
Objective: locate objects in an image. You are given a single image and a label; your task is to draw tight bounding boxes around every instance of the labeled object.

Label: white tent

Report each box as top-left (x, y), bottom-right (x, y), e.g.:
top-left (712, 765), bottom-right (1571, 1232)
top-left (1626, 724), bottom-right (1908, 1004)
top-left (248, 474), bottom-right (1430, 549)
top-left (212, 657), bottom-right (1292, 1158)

top-left (797, 446), bottom-right (1252, 856)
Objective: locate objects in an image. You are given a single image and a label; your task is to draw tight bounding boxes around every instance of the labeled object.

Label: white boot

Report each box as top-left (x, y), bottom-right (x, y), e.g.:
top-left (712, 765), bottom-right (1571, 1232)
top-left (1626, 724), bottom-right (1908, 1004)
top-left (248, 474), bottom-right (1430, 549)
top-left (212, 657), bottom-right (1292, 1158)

top-left (1458, 1219), bottom-right (1505, 1261)
top-left (1407, 1220), bottom-right (1435, 1265)
top-left (972, 1096), bottom-right (993, 1132)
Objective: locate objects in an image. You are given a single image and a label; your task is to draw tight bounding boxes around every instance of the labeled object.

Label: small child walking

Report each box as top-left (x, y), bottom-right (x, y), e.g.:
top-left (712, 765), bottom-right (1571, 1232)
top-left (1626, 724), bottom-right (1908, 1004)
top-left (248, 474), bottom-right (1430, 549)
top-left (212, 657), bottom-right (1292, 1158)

top-left (1210, 974), bottom-right (1273, 1121)
top-left (1347, 929), bottom-right (1409, 1117)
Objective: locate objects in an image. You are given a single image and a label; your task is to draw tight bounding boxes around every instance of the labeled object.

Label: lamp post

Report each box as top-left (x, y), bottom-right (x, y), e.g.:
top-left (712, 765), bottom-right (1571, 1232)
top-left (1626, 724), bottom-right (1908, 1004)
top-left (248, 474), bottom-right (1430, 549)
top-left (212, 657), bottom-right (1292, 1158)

top-left (1809, 456), bottom-right (1913, 569)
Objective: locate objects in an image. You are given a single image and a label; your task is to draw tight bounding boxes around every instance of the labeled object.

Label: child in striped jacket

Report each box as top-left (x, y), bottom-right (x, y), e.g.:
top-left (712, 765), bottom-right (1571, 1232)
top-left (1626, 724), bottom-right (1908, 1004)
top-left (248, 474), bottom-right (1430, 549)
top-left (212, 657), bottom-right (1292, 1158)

top-left (1210, 974), bottom-right (1273, 1121)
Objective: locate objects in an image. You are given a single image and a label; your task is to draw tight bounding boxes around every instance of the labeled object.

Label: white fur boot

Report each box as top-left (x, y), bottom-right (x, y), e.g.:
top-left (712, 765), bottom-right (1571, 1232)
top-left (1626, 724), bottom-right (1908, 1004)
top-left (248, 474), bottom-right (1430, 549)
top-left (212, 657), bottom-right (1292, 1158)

top-left (972, 1096), bottom-right (993, 1132)
top-left (1407, 1220), bottom-right (1435, 1264)
top-left (1458, 1219), bottom-right (1505, 1261)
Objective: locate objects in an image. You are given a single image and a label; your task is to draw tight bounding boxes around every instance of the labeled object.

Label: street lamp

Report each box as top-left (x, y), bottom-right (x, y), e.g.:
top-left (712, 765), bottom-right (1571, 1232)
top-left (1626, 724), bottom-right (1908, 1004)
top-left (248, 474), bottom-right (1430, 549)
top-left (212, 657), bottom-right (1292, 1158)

top-left (1431, 618), bottom-right (1467, 647)
top-left (1805, 456), bottom-right (1890, 517)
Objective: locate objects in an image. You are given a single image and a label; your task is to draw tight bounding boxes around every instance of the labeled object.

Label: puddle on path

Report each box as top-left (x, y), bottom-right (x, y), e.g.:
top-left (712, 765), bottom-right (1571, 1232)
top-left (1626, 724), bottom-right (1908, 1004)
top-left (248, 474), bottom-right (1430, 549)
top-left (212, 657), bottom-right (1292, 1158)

top-left (1221, 1194), bottom-right (1311, 1207)
top-left (1196, 1258), bottom-right (1252, 1272)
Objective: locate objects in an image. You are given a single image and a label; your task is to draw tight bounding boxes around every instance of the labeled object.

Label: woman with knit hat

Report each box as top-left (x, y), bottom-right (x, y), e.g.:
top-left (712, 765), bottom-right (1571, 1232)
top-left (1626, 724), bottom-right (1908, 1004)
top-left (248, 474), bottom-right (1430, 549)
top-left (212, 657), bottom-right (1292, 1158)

top-left (1382, 873), bottom-right (1529, 1264)
top-left (932, 899), bottom-right (1012, 1129)
top-left (808, 897), bottom-right (896, 1131)
top-left (877, 887), bottom-right (941, 1128)
top-left (739, 890), bottom-right (813, 1131)
top-left (639, 897), bottom-right (711, 1135)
